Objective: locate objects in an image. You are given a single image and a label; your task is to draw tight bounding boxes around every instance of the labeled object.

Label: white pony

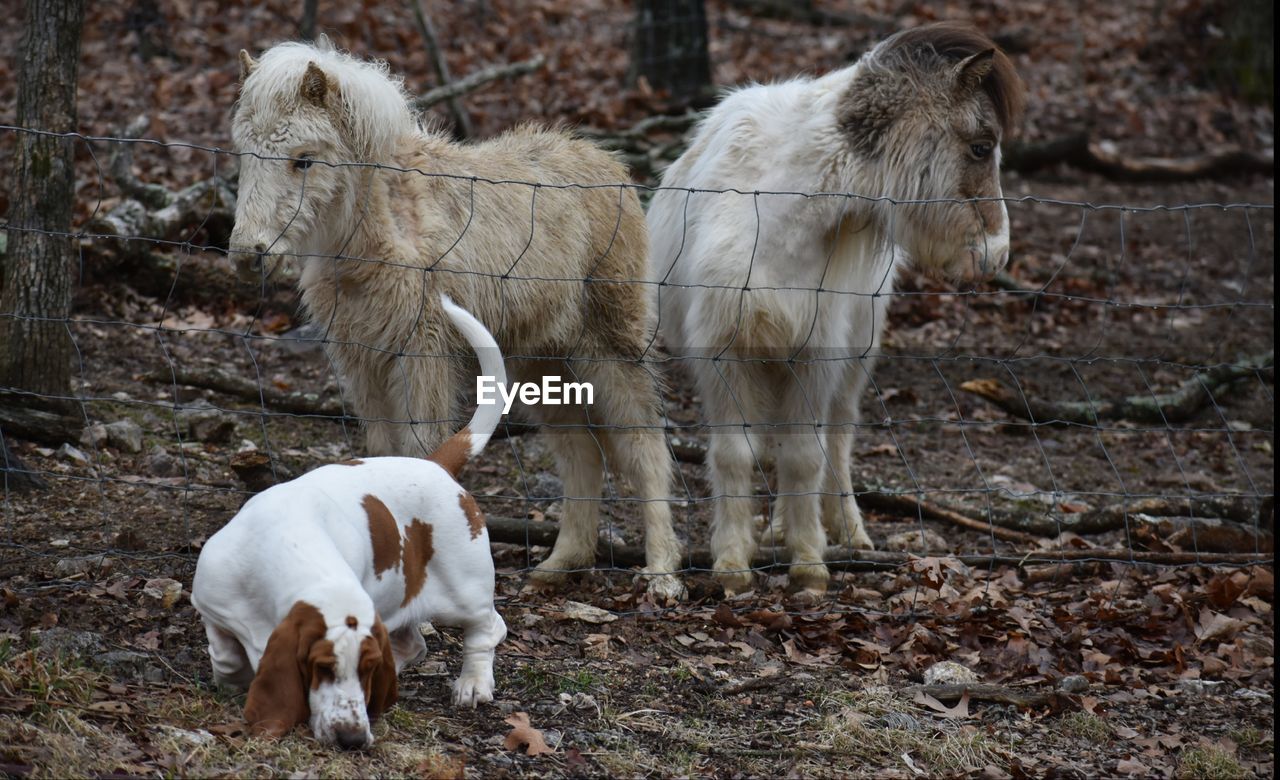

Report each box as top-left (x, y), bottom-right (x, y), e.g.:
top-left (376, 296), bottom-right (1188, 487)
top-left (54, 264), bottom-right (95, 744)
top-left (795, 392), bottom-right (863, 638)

top-left (648, 23), bottom-right (1024, 597)
top-left (228, 39), bottom-right (684, 601)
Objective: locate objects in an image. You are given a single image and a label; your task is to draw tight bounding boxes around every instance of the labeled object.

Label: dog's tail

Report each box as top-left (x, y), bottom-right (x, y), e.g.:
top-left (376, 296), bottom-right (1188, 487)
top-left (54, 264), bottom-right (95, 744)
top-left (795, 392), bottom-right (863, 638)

top-left (427, 295), bottom-right (507, 478)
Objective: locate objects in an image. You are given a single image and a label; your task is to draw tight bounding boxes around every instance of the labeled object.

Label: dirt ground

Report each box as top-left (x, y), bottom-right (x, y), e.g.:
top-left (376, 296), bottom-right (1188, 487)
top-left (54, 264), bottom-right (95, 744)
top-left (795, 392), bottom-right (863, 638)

top-left (0, 173), bottom-right (1273, 778)
top-left (1, 0), bottom-right (1275, 777)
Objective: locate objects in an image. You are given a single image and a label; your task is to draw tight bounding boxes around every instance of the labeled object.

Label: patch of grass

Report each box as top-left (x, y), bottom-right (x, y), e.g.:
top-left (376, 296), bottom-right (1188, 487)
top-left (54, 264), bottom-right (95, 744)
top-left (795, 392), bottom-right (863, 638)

top-left (514, 664), bottom-right (551, 696)
top-left (558, 669), bottom-right (597, 694)
top-left (0, 648), bottom-right (99, 726)
top-left (813, 687), bottom-right (1013, 776)
top-left (1177, 744), bottom-right (1248, 780)
top-left (1059, 711), bottom-right (1113, 742)
top-left (1227, 725), bottom-right (1272, 751)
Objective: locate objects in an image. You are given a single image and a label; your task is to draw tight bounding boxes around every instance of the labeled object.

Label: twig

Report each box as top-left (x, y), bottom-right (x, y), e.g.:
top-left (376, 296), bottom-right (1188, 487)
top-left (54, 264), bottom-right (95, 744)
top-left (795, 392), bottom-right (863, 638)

top-left (958, 352), bottom-right (1273, 426)
top-left (410, 56), bottom-right (546, 113)
top-left (407, 0), bottom-right (472, 138)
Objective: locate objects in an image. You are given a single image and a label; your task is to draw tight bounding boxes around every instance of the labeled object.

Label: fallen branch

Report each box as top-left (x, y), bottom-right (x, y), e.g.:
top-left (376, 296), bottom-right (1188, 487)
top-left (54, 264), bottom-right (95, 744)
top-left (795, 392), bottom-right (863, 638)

top-left (1004, 133), bottom-right (1275, 181)
top-left (725, 0), bottom-right (893, 30)
top-left (410, 56), bottom-right (545, 113)
top-left (143, 366), bottom-right (346, 418)
top-left (0, 395), bottom-right (82, 447)
top-left (958, 352), bottom-right (1273, 426)
top-left (482, 516), bottom-right (1271, 570)
top-left (408, 0), bottom-right (472, 138)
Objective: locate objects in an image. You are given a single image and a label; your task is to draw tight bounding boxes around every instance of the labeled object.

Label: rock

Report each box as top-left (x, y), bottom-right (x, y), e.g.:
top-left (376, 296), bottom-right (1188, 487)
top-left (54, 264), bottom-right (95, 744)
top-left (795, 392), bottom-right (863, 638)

top-left (1177, 679), bottom-right (1227, 697)
top-left (95, 650), bottom-right (166, 682)
top-left (155, 725), bottom-right (215, 747)
top-left (176, 399), bottom-right (238, 444)
top-left (229, 449), bottom-right (292, 492)
top-left (37, 628), bottom-right (104, 658)
top-left (80, 424), bottom-right (109, 449)
top-left (526, 472), bottom-right (563, 502)
top-left (147, 445), bottom-right (180, 477)
top-left (1058, 674), bottom-right (1090, 693)
top-left (142, 578), bottom-right (183, 609)
top-left (922, 660), bottom-right (979, 686)
top-left (53, 554), bottom-right (115, 577)
top-left (56, 443), bottom-right (91, 466)
top-left (883, 528), bottom-right (950, 553)
top-left (104, 419), bottom-right (144, 453)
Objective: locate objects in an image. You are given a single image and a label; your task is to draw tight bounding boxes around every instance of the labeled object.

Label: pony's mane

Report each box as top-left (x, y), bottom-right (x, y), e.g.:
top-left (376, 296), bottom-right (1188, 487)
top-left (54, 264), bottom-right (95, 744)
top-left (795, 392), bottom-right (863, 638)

top-left (869, 22), bottom-right (1025, 134)
top-left (239, 37), bottom-right (417, 161)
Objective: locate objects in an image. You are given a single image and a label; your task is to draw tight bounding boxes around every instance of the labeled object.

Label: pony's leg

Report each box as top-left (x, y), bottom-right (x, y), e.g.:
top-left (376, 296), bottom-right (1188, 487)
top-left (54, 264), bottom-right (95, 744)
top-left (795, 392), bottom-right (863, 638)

top-left (451, 609), bottom-right (506, 707)
top-left (529, 429), bottom-right (605, 587)
top-left (703, 361), bottom-right (769, 596)
top-left (204, 622), bottom-right (253, 690)
top-left (396, 347), bottom-right (458, 457)
top-left (820, 363), bottom-right (874, 550)
top-left (590, 360), bottom-right (684, 602)
top-left (774, 376), bottom-right (832, 597)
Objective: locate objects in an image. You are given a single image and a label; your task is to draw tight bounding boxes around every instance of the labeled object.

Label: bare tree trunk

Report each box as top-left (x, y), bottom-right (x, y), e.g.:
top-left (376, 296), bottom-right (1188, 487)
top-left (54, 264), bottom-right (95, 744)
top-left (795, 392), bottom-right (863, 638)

top-left (300, 0), bottom-right (318, 41)
top-left (630, 0), bottom-right (712, 101)
top-left (1, 0), bottom-right (85, 410)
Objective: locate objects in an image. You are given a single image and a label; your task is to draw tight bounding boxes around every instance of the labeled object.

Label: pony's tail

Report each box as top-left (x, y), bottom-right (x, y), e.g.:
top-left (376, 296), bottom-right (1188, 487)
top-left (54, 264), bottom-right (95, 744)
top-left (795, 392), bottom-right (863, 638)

top-left (427, 295), bottom-right (507, 478)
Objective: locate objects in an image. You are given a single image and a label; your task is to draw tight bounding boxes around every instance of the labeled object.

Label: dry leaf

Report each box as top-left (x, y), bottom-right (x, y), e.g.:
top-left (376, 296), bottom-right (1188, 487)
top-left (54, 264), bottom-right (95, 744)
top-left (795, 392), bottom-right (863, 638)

top-left (913, 690), bottom-right (971, 719)
top-left (559, 601), bottom-right (617, 624)
top-left (503, 712), bottom-right (554, 756)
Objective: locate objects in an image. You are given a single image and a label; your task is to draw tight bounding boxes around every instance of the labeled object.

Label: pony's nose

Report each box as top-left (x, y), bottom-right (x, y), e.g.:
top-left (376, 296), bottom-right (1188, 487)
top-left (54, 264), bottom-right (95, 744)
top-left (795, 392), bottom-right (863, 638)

top-left (334, 726), bottom-right (369, 751)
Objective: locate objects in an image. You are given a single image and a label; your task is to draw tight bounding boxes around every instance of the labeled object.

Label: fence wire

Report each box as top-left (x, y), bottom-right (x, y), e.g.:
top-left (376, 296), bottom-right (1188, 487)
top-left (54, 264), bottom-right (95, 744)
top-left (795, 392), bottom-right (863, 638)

top-left (0, 128), bottom-right (1274, 620)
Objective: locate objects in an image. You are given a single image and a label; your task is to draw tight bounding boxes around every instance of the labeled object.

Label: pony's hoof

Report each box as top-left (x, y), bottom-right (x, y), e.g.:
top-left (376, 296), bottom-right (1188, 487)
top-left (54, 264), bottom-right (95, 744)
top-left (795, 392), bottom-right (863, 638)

top-left (848, 531), bottom-right (875, 551)
top-left (787, 561), bottom-right (830, 595)
top-left (714, 564), bottom-right (754, 598)
top-left (640, 572), bottom-right (687, 604)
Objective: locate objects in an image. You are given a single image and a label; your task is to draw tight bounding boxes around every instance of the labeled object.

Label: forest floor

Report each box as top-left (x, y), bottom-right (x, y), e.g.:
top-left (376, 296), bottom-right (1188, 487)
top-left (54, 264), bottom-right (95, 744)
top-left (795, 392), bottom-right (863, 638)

top-left (1, 0), bottom-right (1274, 777)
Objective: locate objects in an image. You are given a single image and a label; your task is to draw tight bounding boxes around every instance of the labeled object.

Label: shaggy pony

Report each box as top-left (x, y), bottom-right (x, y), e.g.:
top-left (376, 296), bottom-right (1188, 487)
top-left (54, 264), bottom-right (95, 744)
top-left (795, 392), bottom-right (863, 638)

top-left (228, 39), bottom-right (684, 601)
top-left (648, 23), bottom-right (1024, 597)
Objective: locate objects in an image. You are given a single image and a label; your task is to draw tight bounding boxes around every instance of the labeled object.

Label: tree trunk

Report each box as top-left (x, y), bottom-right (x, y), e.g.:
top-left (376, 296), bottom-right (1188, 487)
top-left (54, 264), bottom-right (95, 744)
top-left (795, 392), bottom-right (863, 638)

top-left (1, 0), bottom-right (86, 410)
top-left (630, 0), bottom-right (712, 101)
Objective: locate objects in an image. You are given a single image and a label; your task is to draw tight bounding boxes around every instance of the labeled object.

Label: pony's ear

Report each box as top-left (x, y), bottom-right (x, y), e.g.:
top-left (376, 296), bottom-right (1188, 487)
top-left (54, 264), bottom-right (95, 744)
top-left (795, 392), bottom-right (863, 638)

top-left (238, 50), bottom-right (258, 82)
top-left (244, 601), bottom-right (327, 738)
top-left (301, 61), bottom-right (332, 107)
top-left (955, 49), bottom-right (996, 94)
top-left (360, 616), bottom-right (399, 720)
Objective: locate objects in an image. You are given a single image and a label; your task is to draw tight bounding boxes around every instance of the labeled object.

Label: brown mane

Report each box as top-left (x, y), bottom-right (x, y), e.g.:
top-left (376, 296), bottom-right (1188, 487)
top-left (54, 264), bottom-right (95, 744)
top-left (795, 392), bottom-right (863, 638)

top-left (875, 22), bottom-right (1026, 135)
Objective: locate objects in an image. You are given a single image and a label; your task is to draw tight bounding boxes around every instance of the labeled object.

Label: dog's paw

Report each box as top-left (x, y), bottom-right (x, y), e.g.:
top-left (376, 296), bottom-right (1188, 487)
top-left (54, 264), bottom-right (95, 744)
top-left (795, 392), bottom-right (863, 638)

top-left (452, 674), bottom-right (495, 708)
top-left (640, 572), bottom-right (687, 604)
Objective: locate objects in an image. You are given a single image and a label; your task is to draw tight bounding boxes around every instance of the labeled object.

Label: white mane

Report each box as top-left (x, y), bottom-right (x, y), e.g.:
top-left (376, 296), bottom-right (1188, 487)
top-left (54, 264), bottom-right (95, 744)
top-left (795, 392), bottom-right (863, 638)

top-left (238, 37), bottom-right (416, 161)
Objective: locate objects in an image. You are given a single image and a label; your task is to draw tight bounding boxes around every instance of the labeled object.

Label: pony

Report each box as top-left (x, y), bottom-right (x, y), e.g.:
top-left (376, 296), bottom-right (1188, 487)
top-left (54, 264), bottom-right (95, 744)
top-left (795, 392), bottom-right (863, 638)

top-left (227, 39), bottom-right (685, 601)
top-left (647, 23), bottom-right (1024, 597)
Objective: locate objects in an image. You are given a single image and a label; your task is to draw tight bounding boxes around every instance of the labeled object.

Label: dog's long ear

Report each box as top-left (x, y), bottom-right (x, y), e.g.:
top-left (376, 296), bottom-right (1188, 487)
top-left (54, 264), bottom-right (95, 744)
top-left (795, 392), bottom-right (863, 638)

top-left (244, 601), bottom-right (327, 737)
top-left (360, 616), bottom-right (398, 720)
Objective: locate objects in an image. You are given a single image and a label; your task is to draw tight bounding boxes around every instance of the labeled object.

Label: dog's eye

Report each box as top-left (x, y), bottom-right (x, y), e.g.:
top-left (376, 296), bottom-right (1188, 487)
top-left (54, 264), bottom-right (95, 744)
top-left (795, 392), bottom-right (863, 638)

top-left (969, 142), bottom-right (994, 160)
top-left (292, 154), bottom-right (315, 171)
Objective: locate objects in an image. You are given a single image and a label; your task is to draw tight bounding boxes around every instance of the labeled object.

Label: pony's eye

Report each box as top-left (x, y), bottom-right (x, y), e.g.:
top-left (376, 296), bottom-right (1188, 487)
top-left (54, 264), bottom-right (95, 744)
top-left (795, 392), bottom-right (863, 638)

top-left (969, 142), bottom-right (993, 160)
top-left (292, 154), bottom-right (314, 171)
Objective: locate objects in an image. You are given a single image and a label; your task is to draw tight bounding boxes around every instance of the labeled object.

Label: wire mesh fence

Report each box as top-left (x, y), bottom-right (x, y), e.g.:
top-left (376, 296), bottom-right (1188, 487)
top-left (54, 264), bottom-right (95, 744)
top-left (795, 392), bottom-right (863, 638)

top-left (0, 128), bottom-right (1274, 616)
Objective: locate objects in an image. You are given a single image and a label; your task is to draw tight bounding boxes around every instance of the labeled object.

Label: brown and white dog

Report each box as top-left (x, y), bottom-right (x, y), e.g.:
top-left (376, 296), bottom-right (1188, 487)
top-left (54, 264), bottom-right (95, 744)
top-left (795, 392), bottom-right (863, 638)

top-left (191, 295), bottom-right (507, 749)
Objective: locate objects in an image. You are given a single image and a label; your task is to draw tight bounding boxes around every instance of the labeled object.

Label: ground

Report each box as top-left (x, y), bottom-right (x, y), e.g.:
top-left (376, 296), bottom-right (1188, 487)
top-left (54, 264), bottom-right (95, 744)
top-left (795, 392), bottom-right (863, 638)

top-left (0, 0), bottom-right (1274, 777)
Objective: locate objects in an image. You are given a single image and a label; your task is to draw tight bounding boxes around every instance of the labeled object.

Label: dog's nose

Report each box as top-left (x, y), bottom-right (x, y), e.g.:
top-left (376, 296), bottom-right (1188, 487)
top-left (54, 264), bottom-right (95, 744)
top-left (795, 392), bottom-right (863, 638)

top-left (334, 726), bottom-right (369, 751)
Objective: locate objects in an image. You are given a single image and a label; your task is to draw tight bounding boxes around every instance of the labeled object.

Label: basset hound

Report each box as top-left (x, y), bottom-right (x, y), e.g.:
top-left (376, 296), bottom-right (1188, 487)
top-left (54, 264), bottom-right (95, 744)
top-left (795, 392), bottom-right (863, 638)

top-left (191, 295), bottom-right (508, 749)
